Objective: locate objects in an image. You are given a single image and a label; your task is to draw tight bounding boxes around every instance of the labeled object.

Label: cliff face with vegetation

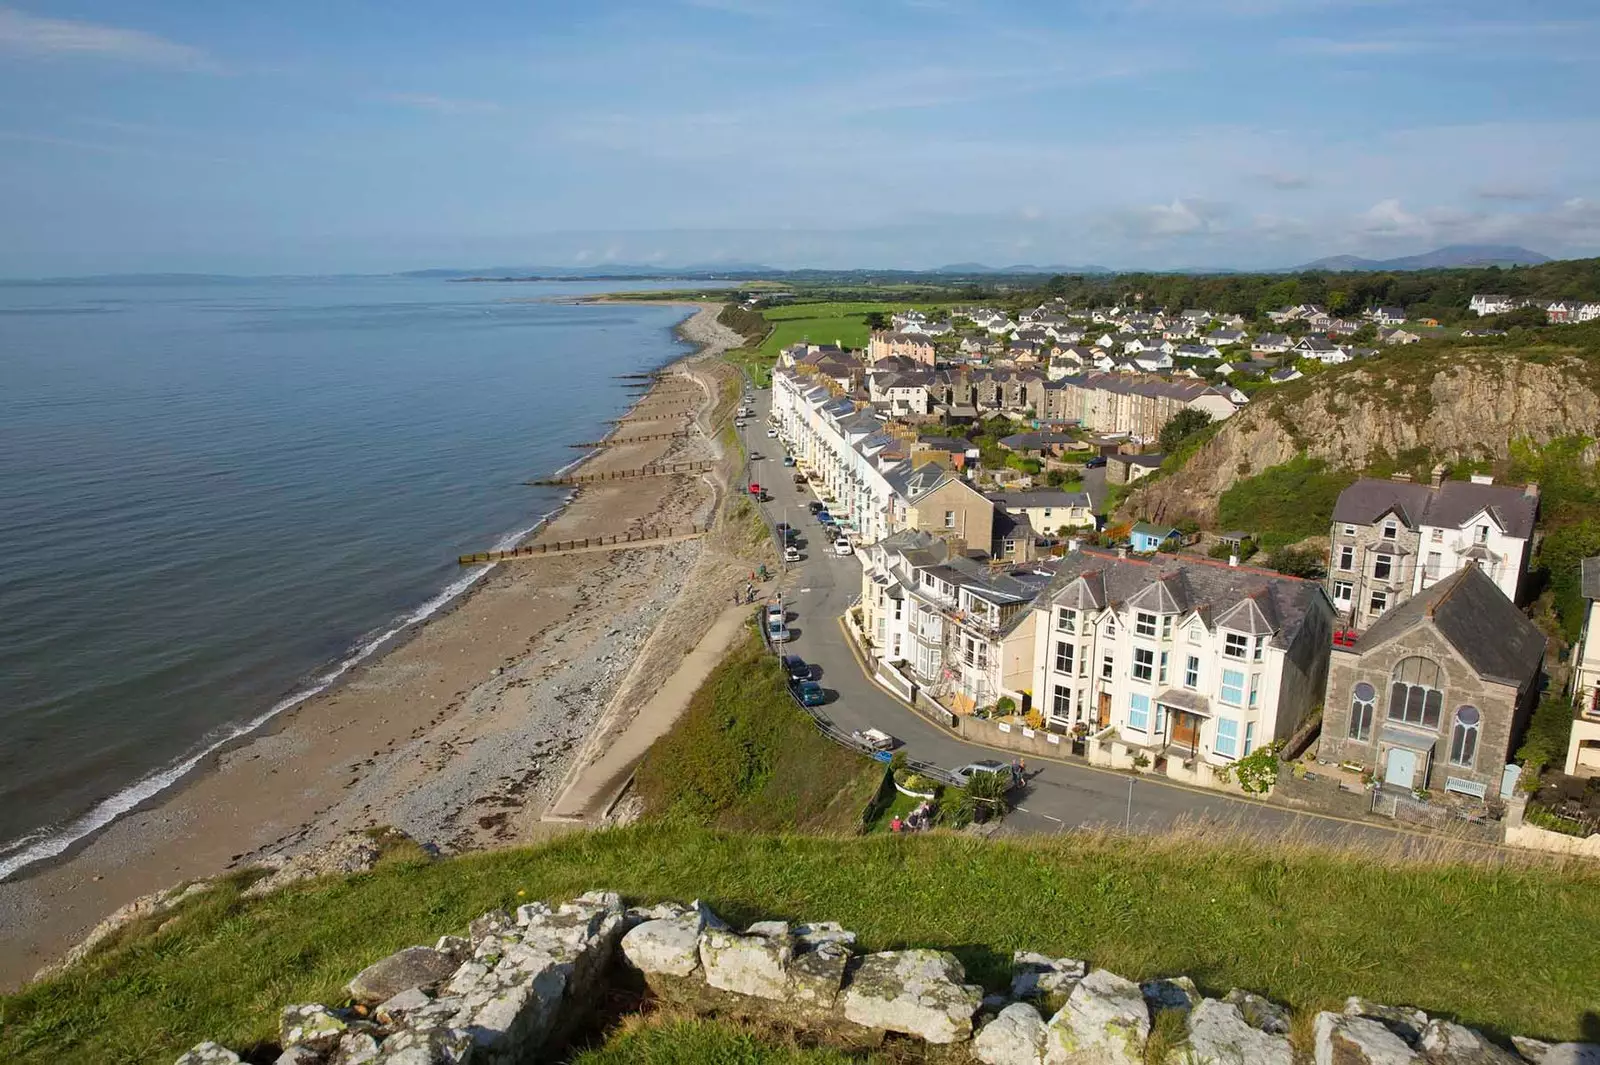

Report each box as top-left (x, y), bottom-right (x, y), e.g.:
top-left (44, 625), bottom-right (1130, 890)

top-left (1129, 336), bottom-right (1600, 526)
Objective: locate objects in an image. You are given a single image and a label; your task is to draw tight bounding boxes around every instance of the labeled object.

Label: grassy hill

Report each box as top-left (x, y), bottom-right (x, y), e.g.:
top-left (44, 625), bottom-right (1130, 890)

top-left (3, 825), bottom-right (1599, 1063)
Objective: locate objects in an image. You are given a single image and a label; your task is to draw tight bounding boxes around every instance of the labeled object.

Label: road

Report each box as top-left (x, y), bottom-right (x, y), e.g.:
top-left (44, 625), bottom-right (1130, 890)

top-left (735, 386), bottom-right (1457, 848)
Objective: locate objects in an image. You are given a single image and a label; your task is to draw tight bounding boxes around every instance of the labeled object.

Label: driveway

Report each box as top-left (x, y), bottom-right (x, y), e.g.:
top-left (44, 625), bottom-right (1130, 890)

top-left (734, 387), bottom-right (1453, 848)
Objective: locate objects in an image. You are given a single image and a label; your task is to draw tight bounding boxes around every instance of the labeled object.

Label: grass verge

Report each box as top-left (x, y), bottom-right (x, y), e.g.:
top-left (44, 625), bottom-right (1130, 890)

top-left (632, 625), bottom-right (884, 834)
top-left (5, 823), bottom-right (1600, 1062)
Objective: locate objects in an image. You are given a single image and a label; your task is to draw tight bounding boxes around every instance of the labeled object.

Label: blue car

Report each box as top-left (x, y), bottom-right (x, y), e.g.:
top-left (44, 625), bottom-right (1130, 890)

top-left (816, 511), bottom-right (834, 525)
top-left (796, 680), bottom-right (827, 706)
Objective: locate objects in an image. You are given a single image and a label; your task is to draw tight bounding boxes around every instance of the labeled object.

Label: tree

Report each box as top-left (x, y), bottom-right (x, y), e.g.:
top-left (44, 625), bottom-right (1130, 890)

top-left (863, 311), bottom-right (890, 331)
top-left (1266, 546), bottom-right (1325, 580)
top-left (1158, 408), bottom-right (1213, 454)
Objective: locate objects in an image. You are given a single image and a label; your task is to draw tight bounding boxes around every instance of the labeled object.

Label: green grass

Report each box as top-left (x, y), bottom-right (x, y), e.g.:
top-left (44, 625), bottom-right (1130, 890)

top-left (756, 302), bottom-right (956, 357)
top-left (6, 824), bottom-right (1600, 1063)
top-left (632, 626), bottom-right (884, 834)
top-left (1215, 455), bottom-right (1356, 550)
top-left (574, 1018), bottom-right (876, 1065)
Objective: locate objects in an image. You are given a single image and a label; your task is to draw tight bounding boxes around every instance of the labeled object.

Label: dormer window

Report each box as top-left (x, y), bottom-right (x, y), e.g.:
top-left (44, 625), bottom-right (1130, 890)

top-left (1135, 611), bottom-right (1157, 637)
top-left (1188, 623), bottom-right (1203, 644)
top-left (1382, 521), bottom-right (1398, 541)
top-left (1161, 615), bottom-right (1173, 639)
top-left (1224, 632), bottom-right (1248, 659)
top-left (1475, 524), bottom-right (1489, 544)
top-left (1253, 636), bottom-right (1265, 662)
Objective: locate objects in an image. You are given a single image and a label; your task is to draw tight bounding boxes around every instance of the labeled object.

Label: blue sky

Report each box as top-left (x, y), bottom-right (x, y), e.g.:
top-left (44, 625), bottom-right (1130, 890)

top-left (0, 0), bottom-right (1596, 275)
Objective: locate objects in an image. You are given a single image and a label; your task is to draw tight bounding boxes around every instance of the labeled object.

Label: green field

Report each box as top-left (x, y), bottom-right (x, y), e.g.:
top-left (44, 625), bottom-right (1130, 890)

top-left (5, 824), bottom-right (1598, 1063)
top-left (756, 302), bottom-right (955, 357)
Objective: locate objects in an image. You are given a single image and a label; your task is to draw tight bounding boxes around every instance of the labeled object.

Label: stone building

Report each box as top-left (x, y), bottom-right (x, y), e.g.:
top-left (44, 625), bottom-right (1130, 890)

top-left (1320, 566), bottom-right (1544, 799)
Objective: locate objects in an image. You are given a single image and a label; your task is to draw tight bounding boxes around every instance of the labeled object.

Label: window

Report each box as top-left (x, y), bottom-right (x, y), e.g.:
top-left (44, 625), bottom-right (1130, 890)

top-left (1159, 651), bottom-right (1169, 684)
top-left (1475, 524), bottom-right (1490, 544)
top-left (1056, 608), bottom-right (1076, 633)
top-left (1249, 674), bottom-right (1260, 708)
top-left (1243, 722), bottom-right (1256, 756)
top-left (1224, 632), bottom-right (1248, 659)
top-left (1101, 652), bottom-right (1114, 680)
top-left (1382, 521), bottom-right (1398, 540)
top-left (1188, 623), bottom-right (1202, 644)
top-left (1369, 590), bottom-right (1388, 615)
top-left (1054, 641), bottom-right (1074, 676)
top-left (1450, 705), bottom-right (1480, 767)
top-left (1128, 693), bottom-right (1150, 731)
top-left (1388, 656), bottom-right (1445, 729)
top-left (1136, 611), bottom-right (1157, 637)
top-left (1349, 681), bottom-right (1376, 742)
top-left (1221, 669), bottom-right (1245, 706)
top-left (1184, 655), bottom-right (1200, 689)
top-left (1343, 524), bottom-right (1356, 536)
top-left (1252, 636), bottom-right (1265, 662)
top-left (1052, 685), bottom-right (1072, 720)
top-left (1338, 545), bottom-right (1354, 571)
top-left (1373, 555), bottom-right (1392, 581)
top-left (1155, 704), bottom-right (1167, 734)
top-left (943, 510), bottom-right (956, 529)
top-left (1133, 647), bottom-right (1155, 682)
top-left (1105, 615), bottom-right (1117, 636)
top-left (1333, 580), bottom-right (1353, 604)
top-left (1425, 551), bottom-right (1442, 582)
top-left (1216, 718), bottom-right (1239, 757)
top-left (1430, 528), bottom-right (1443, 543)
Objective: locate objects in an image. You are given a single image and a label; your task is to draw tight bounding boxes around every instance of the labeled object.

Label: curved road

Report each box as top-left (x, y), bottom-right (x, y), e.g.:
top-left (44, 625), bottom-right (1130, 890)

top-left (739, 383), bottom-right (1468, 850)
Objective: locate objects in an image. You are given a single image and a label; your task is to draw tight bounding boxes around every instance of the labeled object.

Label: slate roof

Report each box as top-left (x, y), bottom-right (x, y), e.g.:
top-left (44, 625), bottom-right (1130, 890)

top-left (1332, 478), bottom-right (1538, 538)
top-left (986, 490), bottom-right (1094, 509)
top-left (1041, 548), bottom-right (1325, 649)
top-left (1581, 556), bottom-right (1600, 600)
top-left (884, 462), bottom-right (953, 502)
top-left (1350, 566), bottom-right (1544, 687)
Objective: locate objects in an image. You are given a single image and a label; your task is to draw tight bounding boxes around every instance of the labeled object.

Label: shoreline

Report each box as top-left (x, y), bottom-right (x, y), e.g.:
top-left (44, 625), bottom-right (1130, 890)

top-left (0, 304), bottom-right (743, 989)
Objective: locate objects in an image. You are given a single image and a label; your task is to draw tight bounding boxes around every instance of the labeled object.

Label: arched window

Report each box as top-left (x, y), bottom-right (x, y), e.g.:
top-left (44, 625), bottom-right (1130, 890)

top-left (1388, 657), bottom-right (1444, 728)
top-left (1450, 705), bottom-right (1480, 767)
top-left (1348, 681), bottom-right (1376, 742)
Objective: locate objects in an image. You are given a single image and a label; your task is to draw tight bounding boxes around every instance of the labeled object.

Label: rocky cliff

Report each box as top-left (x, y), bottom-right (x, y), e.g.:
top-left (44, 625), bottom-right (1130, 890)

top-left (1128, 342), bottom-right (1600, 525)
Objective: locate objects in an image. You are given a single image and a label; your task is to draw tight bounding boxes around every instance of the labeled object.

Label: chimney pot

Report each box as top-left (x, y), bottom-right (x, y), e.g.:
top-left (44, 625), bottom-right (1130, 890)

top-left (1430, 462), bottom-right (1447, 488)
top-left (1470, 473), bottom-right (1494, 486)
top-left (1390, 472), bottom-right (1413, 483)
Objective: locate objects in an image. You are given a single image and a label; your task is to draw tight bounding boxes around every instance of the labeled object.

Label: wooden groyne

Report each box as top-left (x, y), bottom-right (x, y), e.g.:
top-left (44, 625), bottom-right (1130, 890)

top-left (615, 372), bottom-right (666, 380)
top-left (525, 460), bottom-right (714, 487)
top-left (604, 413), bottom-right (691, 425)
top-left (459, 523), bottom-right (707, 564)
top-left (568, 430), bottom-right (693, 448)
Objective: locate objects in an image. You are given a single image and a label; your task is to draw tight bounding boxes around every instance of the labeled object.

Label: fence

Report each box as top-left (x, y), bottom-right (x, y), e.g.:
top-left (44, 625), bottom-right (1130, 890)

top-left (458, 523), bottom-right (708, 564)
top-left (525, 460), bottom-right (714, 487)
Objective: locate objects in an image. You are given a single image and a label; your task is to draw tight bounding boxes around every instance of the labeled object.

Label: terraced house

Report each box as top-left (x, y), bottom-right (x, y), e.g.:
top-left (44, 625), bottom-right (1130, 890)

top-left (1028, 547), bottom-right (1333, 781)
top-left (1043, 372), bottom-right (1239, 443)
top-left (1326, 470), bottom-right (1538, 629)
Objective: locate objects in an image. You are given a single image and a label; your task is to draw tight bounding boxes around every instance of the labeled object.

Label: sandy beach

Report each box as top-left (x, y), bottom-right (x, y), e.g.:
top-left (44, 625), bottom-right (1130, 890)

top-left (0, 305), bottom-right (763, 989)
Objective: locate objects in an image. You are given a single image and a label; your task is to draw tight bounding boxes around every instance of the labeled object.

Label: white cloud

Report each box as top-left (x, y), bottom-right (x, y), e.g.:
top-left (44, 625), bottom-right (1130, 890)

top-left (0, 6), bottom-right (218, 71)
top-left (1357, 198), bottom-right (1428, 237)
top-left (378, 93), bottom-right (501, 116)
top-left (1114, 198), bottom-right (1230, 238)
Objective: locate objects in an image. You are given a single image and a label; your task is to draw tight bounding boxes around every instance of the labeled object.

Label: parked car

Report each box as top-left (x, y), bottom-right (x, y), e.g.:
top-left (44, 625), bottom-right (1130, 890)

top-left (833, 537), bottom-right (853, 556)
top-left (784, 545), bottom-right (801, 563)
top-left (796, 680), bottom-right (827, 707)
top-left (808, 501), bottom-right (824, 513)
top-left (793, 473), bottom-right (807, 485)
top-left (781, 654), bottom-right (810, 682)
top-left (766, 428), bottom-right (778, 438)
top-left (735, 420), bottom-right (746, 429)
top-left (748, 483), bottom-right (761, 496)
top-left (775, 522), bottom-right (792, 533)
top-left (817, 513), bottom-right (835, 527)
top-left (765, 601), bottom-right (785, 623)
top-left (782, 456), bottom-right (796, 467)
top-left (1084, 456), bottom-right (1107, 469)
top-left (852, 727), bottom-right (896, 751)
top-left (767, 619), bottom-right (791, 643)
top-left (951, 759), bottom-right (1012, 786)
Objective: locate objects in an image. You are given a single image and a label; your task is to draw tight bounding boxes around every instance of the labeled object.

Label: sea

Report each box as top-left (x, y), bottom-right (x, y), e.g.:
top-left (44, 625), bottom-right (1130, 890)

top-left (0, 275), bottom-right (704, 880)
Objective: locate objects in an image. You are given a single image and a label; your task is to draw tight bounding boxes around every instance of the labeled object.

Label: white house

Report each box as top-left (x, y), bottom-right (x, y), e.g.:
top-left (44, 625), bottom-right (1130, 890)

top-left (985, 490), bottom-right (1096, 536)
top-left (1028, 546), bottom-right (1333, 783)
top-left (1293, 335), bottom-right (1349, 364)
top-left (1564, 558), bottom-right (1600, 776)
top-left (1469, 294), bottom-right (1518, 316)
top-left (1251, 333), bottom-right (1292, 355)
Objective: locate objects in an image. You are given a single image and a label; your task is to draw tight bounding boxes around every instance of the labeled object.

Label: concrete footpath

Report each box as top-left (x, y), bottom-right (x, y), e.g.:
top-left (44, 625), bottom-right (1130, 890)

top-left (545, 605), bottom-right (748, 821)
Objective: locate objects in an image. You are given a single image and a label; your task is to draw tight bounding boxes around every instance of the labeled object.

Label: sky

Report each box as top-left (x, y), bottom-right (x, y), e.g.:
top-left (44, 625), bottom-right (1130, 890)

top-left (0, 0), bottom-right (1596, 276)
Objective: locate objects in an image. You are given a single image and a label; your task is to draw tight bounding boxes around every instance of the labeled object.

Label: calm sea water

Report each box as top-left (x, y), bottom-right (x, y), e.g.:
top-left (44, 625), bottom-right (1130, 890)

top-left (0, 276), bottom-right (699, 878)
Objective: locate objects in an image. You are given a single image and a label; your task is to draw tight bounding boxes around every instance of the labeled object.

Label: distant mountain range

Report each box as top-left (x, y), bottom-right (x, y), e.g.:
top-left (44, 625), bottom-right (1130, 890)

top-left (931, 261), bottom-right (1114, 275)
top-left (399, 261), bottom-right (777, 279)
top-left (1291, 244), bottom-right (1551, 272)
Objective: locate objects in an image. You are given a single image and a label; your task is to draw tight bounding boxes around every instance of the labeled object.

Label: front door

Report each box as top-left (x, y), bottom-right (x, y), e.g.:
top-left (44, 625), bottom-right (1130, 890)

top-left (1385, 748), bottom-right (1418, 789)
top-left (1171, 711), bottom-right (1199, 749)
top-left (1097, 692), bottom-right (1112, 729)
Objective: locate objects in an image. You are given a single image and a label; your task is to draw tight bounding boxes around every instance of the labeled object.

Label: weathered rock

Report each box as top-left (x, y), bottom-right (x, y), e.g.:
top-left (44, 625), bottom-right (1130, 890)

top-left (243, 832), bottom-right (389, 899)
top-left (794, 921), bottom-right (856, 951)
top-left (1222, 989), bottom-right (1291, 1036)
top-left (787, 942), bottom-right (850, 1008)
top-left (628, 901), bottom-right (690, 923)
top-left (468, 909), bottom-right (515, 947)
top-left (622, 918), bottom-right (705, 977)
top-left (375, 987), bottom-right (433, 1026)
top-left (331, 1031), bottom-right (381, 1064)
top-left (1187, 999), bottom-right (1293, 1065)
top-left (1045, 968), bottom-right (1150, 1065)
top-left (839, 949), bottom-right (983, 1044)
top-left (434, 935), bottom-right (470, 964)
top-left (347, 947), bottom-right (460, 1004)
top-left (699, 928), bottom-right (792, 1000)
top-left (43, 880), bottom-right (215, 981)
top-left (975, 1002), bottom-right (1049, 1065)
top-left (1512, 1037), bottom-right (1551, 1064)
top-left (175, 1044), bottom-right (241, 1065)
top-left (1316, 1011), bottom-right (1421, 1065)
top-left (746, 920), bottom-right (791, 938)
top-left (514, 901), bottom-right (553, 926)
top-left (274, 1047), bottom-right (321, 1065)
top-left (1539, 1047), bottom-right (1600, 1065)
top-left (371, 1027), bottom-right (476, 1064)
top-left (1011, 952), bottom-right (1086, 1005)
top-left (1142, 976), bottom-right (1201, 1015)
top-left (444, 960), bottom-right (491, 996)
top-left (1421, 1020), bottom-right (1523, 1065)
top-left (280, 1003), bottom-right (349, 1052)
top-left (1345, 998), bottom-right (1429, 1046)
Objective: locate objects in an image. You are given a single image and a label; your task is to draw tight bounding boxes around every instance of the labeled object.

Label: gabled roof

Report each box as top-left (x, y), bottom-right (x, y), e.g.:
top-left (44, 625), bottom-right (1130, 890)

top-left (1129, 521), bottom-right (1178, 539)
top-left (1332, 480), bottom-right (1434, 529)
top-left (1582, 556), bottom-right (1600, 600)
top-left (1333, 478), bottom-right (1538, 539)
top-left (1351, 566), bottom-right (1544, 687)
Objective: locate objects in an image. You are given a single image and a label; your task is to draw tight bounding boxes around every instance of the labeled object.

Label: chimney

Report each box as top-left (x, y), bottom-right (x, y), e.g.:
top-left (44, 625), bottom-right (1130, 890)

top-left (1430, 462), bottom-right (1447, 489)
top-left (1228, 554), bottom-right (1240, 568)
top-left (1470, 473), bottom-right (1494, 486)
top-left (1390, 472), bottom-right (1413, 483)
